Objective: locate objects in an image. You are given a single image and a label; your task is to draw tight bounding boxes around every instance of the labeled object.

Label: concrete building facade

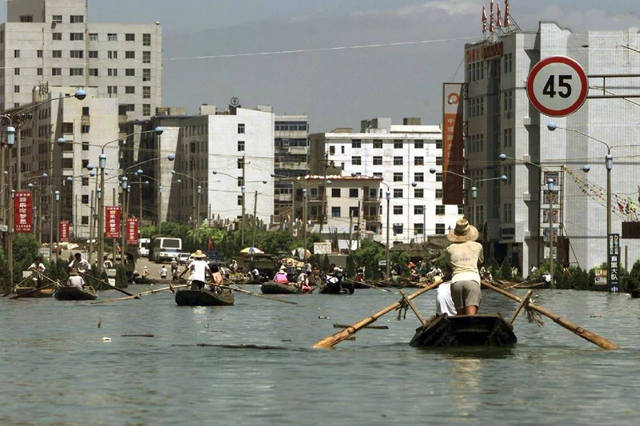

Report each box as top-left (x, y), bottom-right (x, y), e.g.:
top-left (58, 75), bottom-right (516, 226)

top-left (0, 0), bottom-right (162, 121)
top-left (464, 21), bottom-right (640, 273)
top-left (309, 118), bottom-right (462, 245)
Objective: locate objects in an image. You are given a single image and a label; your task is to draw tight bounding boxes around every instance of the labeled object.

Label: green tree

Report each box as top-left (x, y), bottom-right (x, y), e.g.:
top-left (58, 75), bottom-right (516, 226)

top-left (498, 258), bottom-right (512, 280)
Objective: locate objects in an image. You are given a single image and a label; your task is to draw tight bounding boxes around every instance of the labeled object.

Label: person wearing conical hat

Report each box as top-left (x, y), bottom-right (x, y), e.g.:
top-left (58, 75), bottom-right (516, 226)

top-left (66, 268), bottom-right (85, 289)
top-left (445, 218), bottom-right (484, 315)
top-left (179, 250), bottom-right (212, 290)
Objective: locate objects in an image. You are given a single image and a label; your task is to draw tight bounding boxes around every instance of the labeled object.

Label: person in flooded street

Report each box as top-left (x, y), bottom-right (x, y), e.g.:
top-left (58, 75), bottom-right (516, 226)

top-left (179, 250), bottom-right (212, 290)
top-left (66, 268), bottom-right (85, 289)
top-left (446, 218), bottom-right (484, 315)
top-left (204, 265), bottom-right (225, 292)
top-left (171, 257), bottom-right (179, 281)
top-left (28, 256), bottom-right (46, 288)
top-left (69, 253), bottom-right (91, 277)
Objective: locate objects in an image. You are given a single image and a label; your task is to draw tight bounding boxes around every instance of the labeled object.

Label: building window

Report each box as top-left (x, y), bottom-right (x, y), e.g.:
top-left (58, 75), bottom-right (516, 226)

top-left (123, 86), bottom-right (135, 94)
top-left (143, 87), bottom-right (151, 98)
top-left (70, 33), bottom-right (84, 41)
top-left (332, 188), bottom-right (340, 198)
top-left (126, 33), bottom-right (135, 41)
top-left (81, 216), bottom-right (89, 225)
top-left (89, 51), bottom-right (98, 58)
top-left (414, 156), bottom-right (424, 166)
top-left (436, 205), bottom-right (445, 215)
top-left (14, 50), bottom-right (20, 58)
top-left (393, 156), bottom-right (403, 166)
top-left (393, 205), bottom-right (403, 215)
top-left (70, 15), bottom-right (84, 23)
top-left (393, 172), bottom-right (403, 182)
top-left (237, 195), bottom-right (243, 206)
top-left (89, 33), bottom-right (98, 41)
top-left (349, 206), bottom-right (359, 218)
top-left (503, 128), bottom-right (513, 148)
top-left (143, 104), bottom-right (151, 116)
top-left (352, 156), bottom-right (361, 166)
top-left (37, 68), bottom-right (43, 76)
top-left (14, 68), bottom-right (19, 75)
top-left (329, 207), bottom-right (340, 218)
top-left (14, 85), bottom-right (20, 93)
top-left (415, 140), bottom-right (424, 149)
top-left (126, 68), bottom-right (135, 76)
top-left (70, 50), bottom-right (83, 58)
top-left (394, 140), bottom-right (403, 149)
top-left (238, 123), bottom-right (245, 134)
top-left (52, 33), bottom-right (62, 40)
top-left (82, 107), bottom-right (89, 116)
top-left (341, 146), bottom-right (345, 154)
top-left (108, 86), bottom-right (118, 95)
top-left (414, 205), bottom-right (424, 215)
top-left (81, 125), bottom-right (90, 134)
top-left (351, 140), bottom-right (361, 148)
top-left (436, 189), bottom-right (443, 198)
top-left (237, 158), bottom-right (244, 169)
top-left (20, 15), bottom-right (33, 22)
top-left (37, 49), bottom-right (43, 58)
top-left (52, 15), bottom-right (63, 24)
top-left (329, 146), bottom-right (335, 155)
top-left (436, 140), bottom-right (443, 149)
top-left (237, 177), bottom-right (244, 187)
top-left (108, 50), bottom-right (118, 59)
top-left (70, 68), bottom-right (83, 76)
top-left (62, 123), bottom-right (74, 133)
top-left (82, 177), bottom-right (89, 186)
top-left (81, 195), bottom-right (89, 204)
top-left (108, 33), bottom-right (118, 41)
top-left (373, 172), bottom-right (382, 178)
top-left (349, 188), bottom-right (358, 198)
top-left (393, 188), bottom-right (403, 198)
top-left (435, 224), bottom-right (446, 235)
top-left (373, 156), bottom-right (382, 166)
top-left (373, 140), bottom-right (383, 149)
top-left (436, 172), bottom-right (443, 182)
top-left (393, 224), bottom-right (403, 235)
top-left (415, 223), bottom-right (424, 235)
top-left (436, 156), bottom-right (443, 166)
top-left (237, 141), bottom-right (245, 151)
top-left (414, 172), bottom-right (424, 182)
top-left (143, 33), bottom-right (151, 46)
top-left (52, 68), bottom-right (62, 76)
top-left (143, 69), bottom-right (151, 81)
top-left (143, 51), bottom-right (151, 63)
top-left (53, 50), bottom-right (62, 58)
top-left (125, 51), bottom-right (135, 59)
top-left (414, 189), bottom-right (424, 198)
top-left (108, 68), bottom-right (118, 77)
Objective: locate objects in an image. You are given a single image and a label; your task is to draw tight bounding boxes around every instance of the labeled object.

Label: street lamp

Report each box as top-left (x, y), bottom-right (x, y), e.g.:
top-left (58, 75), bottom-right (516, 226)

top-left (54, 190), bottom-right (60, 262)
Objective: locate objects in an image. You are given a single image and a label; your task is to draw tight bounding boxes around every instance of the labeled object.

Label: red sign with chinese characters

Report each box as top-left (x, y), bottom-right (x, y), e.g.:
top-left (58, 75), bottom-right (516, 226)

top-left (14, 191), bottom-right (33, 233)
top-left (442, 83), bottom-right (464, 205)
top-left (126, 217), bottom-right (139, 245)
top-left (105, 206), bottom-right (121, 239)
top-left (59, 220), bottom-right (70, 242)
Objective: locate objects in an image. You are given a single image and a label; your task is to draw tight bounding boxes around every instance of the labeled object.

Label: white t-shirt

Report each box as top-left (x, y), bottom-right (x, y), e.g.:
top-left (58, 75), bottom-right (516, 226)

top-left (69, 258), bottom-right (91, 274)
top-left (188, 260), bottom-right (210, 282)
top-left (436, 282), bottom-right (457, 316)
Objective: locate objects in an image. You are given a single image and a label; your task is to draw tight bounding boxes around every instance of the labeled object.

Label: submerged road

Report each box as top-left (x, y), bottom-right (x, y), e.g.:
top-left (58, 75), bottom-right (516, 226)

top-left (1, 288), bottom-right (638, 424)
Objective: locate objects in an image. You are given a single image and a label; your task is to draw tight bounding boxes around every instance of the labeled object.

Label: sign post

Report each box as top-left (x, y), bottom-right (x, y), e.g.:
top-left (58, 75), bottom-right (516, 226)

top-left (105, 206), bottom-right (121, 239)
top-left (526, 56), bottom-right (588, 117)
top-left (14, 191), bottom-right (33, 233)
top-left (59, 220), bottom-right (70, 243)
top-left (608, 233), bottom-right (620, 293)
top-left (126, 217), bottom-right (139, 245)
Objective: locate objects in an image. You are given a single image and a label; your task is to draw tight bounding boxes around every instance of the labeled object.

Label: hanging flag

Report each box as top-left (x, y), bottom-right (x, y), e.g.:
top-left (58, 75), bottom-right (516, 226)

top-left (496, 3), bottom-right (502, 28)
top-left (618, 201), bottom-right (625, 213)
top-left (504, 0), bottom-right (510, 27)
top-left (489, 0), bottom-right (494, 33)
top-left (482, 6), bottom-right (487, 33)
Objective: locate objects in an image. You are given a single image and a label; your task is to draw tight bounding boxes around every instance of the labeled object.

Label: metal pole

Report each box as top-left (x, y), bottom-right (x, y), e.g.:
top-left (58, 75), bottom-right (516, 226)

top-left (385, 190), bottom-right (390, 279)
top-left (548, 178), bottom-right (554, 286)
top-left (113, 187), bottom-right (117, 266)
top-left (0, 143), bottom-right (5, 225)
top-left (303, 188), bottom-right (307, 253)
top-left (97, 163), bottom-right (105, 272)
top-left (139, 175), bottom-right (143, 225)
top-left (48, 129), bottom-right (54, 260)
top-left (251, 190), bottom-right (258, 249)
top-left (157, 187), bottom-right (162, 227)
top-left (241, 155), bottom-right (246, 246)
top-left (55, 192), bottom-right (60, 263)
top-left (7, 148), bottom-right (14, 287)
top-left (89, 189), bottom-right (94, 262)
top-left (16, 125), bottom-right (21, 190)
top-left (606, 153), bottom-right (613, 292)
top-left (121, 188), bottom-right (127, 266)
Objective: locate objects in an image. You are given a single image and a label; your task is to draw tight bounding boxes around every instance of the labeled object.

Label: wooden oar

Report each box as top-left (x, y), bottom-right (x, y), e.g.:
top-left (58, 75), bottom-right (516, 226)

top-left (84, 272), bottom-right (135, 297)
top-left (2, 273), bottom-right (37, 297)
top-left (482, 279), bottom-right (619, 350)
top-left (312, 277), bottom-right (442, 349)
top-left (220, 284), bottom-right (298, 305)
top-left (9, 282), bottom-right (57, 300)
top-left (94, 284), bottom-right (188, 304)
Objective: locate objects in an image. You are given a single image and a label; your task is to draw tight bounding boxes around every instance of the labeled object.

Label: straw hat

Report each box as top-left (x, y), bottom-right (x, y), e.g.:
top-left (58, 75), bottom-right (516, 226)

top-left (447, 218), bottom-right (479, 243)
top-left (191, 250), bottom-right (206, 259)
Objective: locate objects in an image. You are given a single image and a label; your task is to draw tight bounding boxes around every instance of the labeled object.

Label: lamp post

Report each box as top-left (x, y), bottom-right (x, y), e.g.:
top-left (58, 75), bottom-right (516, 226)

top-left (302, 188), bottom-right (308, 253)
top-left (6, 126), bottom-right (16, 286)
top-left (120, 177), bottom-right (129, 265)
top-left (547, 122), bottom-right (615, 291)
top-left (54, 190), bottom-right (60, 262)
top-left (379, 182), bottom-right (392, 279)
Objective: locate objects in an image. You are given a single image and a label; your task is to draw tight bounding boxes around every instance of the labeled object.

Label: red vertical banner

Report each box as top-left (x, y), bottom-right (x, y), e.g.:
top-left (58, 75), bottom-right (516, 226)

top-left (14, 191), bottom-right (33, 233)
top-left (126, 217), bottom-right (139, 245)
top-left (105, 206), bottom-right (121, 239)
top-left (442, 83), bottom-right (464, 205)
top-left (59, 220), bottom-right (70, 242)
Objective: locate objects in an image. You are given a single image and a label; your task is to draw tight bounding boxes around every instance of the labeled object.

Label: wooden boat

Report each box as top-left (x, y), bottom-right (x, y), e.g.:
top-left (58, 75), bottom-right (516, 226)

top-left (54, 286), bottom-right (98, 301)
top-left (630, 289), bottom-right (640, 298)
top-left (410, 314), bottom-right (517, 348)
top-left (175, 288), bottom-right (235, 306)
top-left (13, 286), bottom-right (55, 298)
top-left (345, 279), bottom-right (368, 290)
top-left (319, 280), bottom-right (355, 295)
top-left (261, 281), bottom-right (305, 295)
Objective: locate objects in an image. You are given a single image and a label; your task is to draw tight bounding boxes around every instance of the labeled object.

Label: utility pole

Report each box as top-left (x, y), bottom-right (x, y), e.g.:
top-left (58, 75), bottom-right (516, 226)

top-left (7, 144), bottom-right (14, 287)
top-left (113, 187), bottom-right (117, 264)
top-left (139, 173), bottom-right (143, 226)
top-left (241, 154), bottom-right (246, 246)
top-left (121, 185), bottom-right (128, 266)
top-left (251, 190), bottom-right (258, 249)
top-left (302, 188), bottom-right (308, 253)
top-left (55, 190), bottom-right (60, 263)
top-left (385, 189), bottom-right (390, 279)
top-left (89, 189), bottom-right (94, 263)
top-left (356, 201), bottom-right (361, 250)
top-left (547, 178), bottom-right (554, 286)
top-left (97, 154), bottom-right (106, 272)
top-left (348, 210), bottom-right (353, 255)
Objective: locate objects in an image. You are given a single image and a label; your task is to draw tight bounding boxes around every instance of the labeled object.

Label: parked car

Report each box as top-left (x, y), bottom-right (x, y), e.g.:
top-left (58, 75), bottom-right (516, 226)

top-left (177, 252), bottom-right (191, 265)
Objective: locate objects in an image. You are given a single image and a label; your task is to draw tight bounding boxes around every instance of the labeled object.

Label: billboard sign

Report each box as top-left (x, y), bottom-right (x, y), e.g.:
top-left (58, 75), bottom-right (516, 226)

top-left (105, 206), bottom-right (121, 239)
top-left (442, 83), bottom-right (464, 205)
top-left (14, 191), bottom-right (33, 233)
top-left (59, 220), bottom-right (70, 243)
top-left (126, 217), bottom-right (139, 245)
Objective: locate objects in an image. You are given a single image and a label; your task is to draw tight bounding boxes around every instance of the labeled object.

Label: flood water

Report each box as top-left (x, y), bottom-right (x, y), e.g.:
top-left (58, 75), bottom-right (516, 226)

top-left (1, 286), bottom-right (639, 425)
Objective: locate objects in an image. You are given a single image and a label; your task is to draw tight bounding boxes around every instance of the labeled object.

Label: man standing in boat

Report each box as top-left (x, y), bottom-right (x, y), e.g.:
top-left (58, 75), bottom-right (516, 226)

top-left (179, 250), bottom-right (213, 290)
top-left (69, 253), bottom-right (91, 277)
top-left (446, 218), bottom-right (484, 315)
top-left (28, 256), bottom-right (46, 288)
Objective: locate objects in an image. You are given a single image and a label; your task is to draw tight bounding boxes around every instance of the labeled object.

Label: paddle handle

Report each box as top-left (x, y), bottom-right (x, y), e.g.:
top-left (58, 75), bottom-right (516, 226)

top-left (482, 280), bottom-right (619, 350)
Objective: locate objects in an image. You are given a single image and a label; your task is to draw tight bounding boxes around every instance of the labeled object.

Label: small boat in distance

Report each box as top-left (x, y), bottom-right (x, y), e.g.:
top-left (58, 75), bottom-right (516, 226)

top-left (54, 286), bottom-right (98, 301)
top-left (260, 281), bottom-right (307, 295)
top-left (175, 288), bottom-right (235, 306)
top-left (13, 286), bottom-right (55, 298)
top-left (410, 314), bottom-right (517, 348)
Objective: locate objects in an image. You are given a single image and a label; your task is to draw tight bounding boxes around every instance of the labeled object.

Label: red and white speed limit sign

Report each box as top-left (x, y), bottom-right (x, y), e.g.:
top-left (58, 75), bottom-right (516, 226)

top-left (526, 56), bottom-right (588, 117)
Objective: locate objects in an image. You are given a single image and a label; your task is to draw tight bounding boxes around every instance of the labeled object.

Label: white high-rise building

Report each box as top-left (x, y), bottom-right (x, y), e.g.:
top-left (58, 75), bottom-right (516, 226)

top-left (0, 0), bottom-right (162, 120)
top-left (465, 21), bottom-right (640, 273)
top-left (309, 117), bottom-right (462, 244)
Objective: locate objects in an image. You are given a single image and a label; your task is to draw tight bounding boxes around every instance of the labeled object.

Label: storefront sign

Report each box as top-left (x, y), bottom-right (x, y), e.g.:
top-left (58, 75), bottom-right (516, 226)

top-left (59, 220), bottom-right (70, 242)
top-left (105, 206), bottom-right (121, 239)
top-left (126, 217), bottom-right (139, 245)
top-left (608, 233), bottom-right (620, 293)
top-left (14, 191), bottom-right (33, 233)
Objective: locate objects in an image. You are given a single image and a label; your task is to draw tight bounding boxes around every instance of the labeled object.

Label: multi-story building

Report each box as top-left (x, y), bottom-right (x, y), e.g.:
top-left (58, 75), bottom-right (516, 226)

top-left (125, 103), bottom-right (275, 227)
top-left (274, 115), bottom-right (309, 224)
top-left (464, 21), bottom-right (640, 273)
top-left (11, 86), bottom-right (119, 239)
top-left (293, 175), bottom-right (383, 246)
top-left (0, 0), bottom-right (162, 121)
top-left (309, 117), bottom-right (462, 245)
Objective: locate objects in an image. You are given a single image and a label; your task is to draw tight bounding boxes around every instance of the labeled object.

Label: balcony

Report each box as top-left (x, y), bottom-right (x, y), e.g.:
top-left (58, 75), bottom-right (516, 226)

top-left (278, 162), bottom-right (307, 170)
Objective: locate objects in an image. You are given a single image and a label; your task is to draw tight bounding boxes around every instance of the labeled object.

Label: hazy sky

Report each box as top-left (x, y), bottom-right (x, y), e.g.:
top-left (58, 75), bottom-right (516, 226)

top-left (3, 0), bottom-right (640, 131)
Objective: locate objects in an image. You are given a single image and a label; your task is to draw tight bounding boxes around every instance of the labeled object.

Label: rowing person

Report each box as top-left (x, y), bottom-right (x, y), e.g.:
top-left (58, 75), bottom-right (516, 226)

top-left (69, 253), bottom-right (91, 277)
top-left (179, 250), bottom-right (213, 290)
top-left (28, 256), bottom-right (46, 288)
top-left (446, 218), bottom-right (484, 315)
top-left (66, 268), bottom-right (85, 289)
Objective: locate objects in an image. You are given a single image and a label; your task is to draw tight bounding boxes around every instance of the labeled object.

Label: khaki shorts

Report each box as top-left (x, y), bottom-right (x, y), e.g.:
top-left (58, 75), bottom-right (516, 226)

top-left (451, 280), bottom-right (482, 309)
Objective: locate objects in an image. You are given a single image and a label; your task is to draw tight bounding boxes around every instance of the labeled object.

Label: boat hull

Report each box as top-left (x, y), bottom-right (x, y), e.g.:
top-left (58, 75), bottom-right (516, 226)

top-left (319, 281), bottom-right (355, 295)
top-left (175, 289), bottom-right (235, 306)
top-left (410, 314), bottom-right (517, 347)
top-left (14, 286), bottom-right (54, 298)
top-left (54, 286), bottom-right (97, 301)
top-left (260, 281), bottom-right (303, 295)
